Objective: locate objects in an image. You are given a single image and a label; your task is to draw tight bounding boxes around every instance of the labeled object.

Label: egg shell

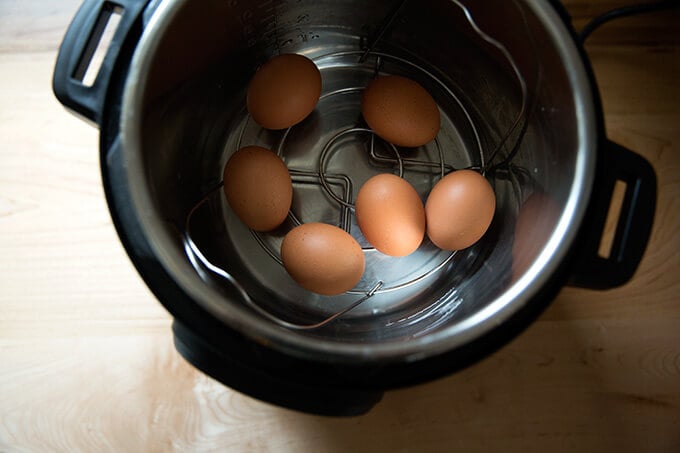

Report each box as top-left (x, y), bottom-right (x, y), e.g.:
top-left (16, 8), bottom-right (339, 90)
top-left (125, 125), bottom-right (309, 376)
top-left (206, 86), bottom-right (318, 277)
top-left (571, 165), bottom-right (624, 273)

top-left (247, 53), bottom-right (322, 130)
top-left (223, 146), bottom-right (293, 232)
top-left (425, 169), bottom-right (496, 250)
top-left (362, 75), bottom-right (440, 147)
top-left (281, 223), bottom-right (365, 296)
top-left (355, 174), bottom-right (426, 257)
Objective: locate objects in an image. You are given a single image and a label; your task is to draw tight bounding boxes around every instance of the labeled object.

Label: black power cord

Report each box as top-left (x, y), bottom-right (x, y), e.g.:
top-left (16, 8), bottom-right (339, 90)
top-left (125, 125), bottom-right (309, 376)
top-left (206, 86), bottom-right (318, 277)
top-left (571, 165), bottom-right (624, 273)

top-left (579, 0), bottom-right (680, 42)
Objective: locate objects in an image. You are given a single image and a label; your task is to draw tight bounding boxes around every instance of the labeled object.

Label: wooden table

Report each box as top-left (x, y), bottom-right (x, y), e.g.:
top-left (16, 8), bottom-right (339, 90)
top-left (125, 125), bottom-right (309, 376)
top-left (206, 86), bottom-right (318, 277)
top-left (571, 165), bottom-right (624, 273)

top-left (1, 1), bottom-right (678, 451)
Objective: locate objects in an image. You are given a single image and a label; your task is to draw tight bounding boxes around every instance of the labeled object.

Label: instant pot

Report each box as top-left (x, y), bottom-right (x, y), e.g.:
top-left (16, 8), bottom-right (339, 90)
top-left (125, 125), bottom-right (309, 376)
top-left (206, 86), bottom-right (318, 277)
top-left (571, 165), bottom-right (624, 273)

top-left (53, 0), bottom-right (656, 415)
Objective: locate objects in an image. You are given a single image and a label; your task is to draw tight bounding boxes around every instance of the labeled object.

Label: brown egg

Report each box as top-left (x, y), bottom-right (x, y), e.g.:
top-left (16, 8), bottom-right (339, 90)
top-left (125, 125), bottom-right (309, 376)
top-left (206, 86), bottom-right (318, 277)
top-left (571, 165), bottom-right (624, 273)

top-left (361, 75), bottom-right (440, 147)
top-left (247, 53), bottom-right (322, 130)
top-left (223, 146), bottom-right (292, 232)
top-left (355, 174), bottom-right (426, 257)
top-left (425, 170), bottom-right (496, 250)
top-left (281, 223), bottom-right (365, 295)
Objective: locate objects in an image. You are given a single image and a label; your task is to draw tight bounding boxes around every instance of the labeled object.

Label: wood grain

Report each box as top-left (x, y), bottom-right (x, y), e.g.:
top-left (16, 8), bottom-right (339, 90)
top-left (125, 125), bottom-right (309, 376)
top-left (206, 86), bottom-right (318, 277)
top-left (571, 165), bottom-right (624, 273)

top-left (1, 1), bottom-right (679, 452)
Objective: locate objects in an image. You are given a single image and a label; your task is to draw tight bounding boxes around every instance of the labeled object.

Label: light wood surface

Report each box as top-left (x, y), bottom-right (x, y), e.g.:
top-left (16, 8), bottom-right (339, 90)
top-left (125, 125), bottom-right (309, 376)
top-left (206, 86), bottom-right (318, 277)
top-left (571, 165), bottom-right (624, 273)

top-left (1, 1), bottom-right (678, 451)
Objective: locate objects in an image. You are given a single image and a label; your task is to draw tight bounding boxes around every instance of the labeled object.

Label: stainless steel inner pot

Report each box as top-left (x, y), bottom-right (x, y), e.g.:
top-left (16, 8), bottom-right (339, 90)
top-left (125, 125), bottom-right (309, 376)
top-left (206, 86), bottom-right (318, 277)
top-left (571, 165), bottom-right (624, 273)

top-left (121, 0), bottom-right (596, 363)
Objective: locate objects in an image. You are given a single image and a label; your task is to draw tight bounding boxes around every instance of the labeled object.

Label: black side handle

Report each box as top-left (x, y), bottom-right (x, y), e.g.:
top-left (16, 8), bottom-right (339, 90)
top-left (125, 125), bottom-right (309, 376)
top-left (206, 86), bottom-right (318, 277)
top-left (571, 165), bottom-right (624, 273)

top-left (53, 0), bottom-right (149, 126)
top-left (569, 140), bottom-right (656, 289)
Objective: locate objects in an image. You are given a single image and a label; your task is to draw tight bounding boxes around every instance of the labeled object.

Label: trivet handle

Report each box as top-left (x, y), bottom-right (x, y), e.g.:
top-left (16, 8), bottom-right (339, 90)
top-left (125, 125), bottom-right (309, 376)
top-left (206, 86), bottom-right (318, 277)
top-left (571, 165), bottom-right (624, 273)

top-left (52, 0), bottom-right (150, 125)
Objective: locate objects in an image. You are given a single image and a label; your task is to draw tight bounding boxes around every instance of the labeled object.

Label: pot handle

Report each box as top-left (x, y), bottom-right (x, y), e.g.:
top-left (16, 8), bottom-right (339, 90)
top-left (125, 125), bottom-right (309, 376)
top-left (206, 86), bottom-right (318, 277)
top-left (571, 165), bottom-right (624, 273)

top-left (568, 140), bottom-right (656, 289)
top-left (53, 0), bottom-right (149, 126)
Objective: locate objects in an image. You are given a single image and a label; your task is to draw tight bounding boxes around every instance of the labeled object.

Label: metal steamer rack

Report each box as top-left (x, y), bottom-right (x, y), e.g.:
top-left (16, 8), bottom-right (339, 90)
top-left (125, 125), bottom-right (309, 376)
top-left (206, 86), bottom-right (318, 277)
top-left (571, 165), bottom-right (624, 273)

top-left (184, 0), bottom-right (532, 331)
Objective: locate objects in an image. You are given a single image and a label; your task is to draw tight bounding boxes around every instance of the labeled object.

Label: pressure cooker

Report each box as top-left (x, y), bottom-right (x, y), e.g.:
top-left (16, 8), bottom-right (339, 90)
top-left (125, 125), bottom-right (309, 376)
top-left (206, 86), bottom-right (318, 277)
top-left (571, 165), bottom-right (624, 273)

top-left (53, 0), bottom-right (656, 415)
